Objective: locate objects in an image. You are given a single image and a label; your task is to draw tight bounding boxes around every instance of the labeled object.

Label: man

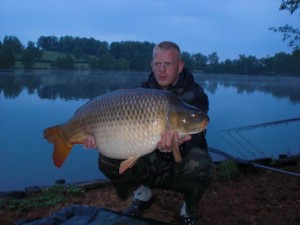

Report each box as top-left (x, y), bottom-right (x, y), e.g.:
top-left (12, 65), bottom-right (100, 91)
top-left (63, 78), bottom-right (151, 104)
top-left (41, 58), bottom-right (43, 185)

top-left (86, 41), bottom-right (213, 225)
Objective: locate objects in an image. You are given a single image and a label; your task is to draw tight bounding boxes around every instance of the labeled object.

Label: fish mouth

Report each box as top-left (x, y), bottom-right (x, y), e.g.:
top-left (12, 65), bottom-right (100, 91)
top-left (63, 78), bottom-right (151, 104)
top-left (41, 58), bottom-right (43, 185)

top-left (201, 119), bottom-right (209, 129)
top-left (181, 118), bottom-right (209, 136)
top-left (196, 118), bottom-right (209, 133)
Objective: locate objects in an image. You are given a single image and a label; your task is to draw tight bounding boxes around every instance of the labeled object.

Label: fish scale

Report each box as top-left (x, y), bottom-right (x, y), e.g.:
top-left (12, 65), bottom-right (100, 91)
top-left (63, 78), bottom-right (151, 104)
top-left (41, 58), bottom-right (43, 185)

top-left (93, 93), bottom-right (166, 159)
top-left (44, 88), bottom-right (208, 174)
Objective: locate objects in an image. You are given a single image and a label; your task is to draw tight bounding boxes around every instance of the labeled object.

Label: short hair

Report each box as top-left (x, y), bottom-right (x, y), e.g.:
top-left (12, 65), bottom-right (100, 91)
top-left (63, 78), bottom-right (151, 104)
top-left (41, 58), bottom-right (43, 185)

top-left (153, 41), bottom-right (181, 60)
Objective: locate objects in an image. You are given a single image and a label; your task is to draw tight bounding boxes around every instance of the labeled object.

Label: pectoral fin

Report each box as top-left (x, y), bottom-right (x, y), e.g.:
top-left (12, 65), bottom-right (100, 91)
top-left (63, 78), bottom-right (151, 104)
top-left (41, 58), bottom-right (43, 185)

top-left (119, 156), bottom-right (139, 174)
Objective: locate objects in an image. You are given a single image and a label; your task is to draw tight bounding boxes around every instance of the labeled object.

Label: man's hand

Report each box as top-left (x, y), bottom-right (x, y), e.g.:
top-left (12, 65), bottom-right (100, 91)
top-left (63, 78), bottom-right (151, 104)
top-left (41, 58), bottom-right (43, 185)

top-left (83, 134), bottom-right (97, 149)
top-left (157, 130), bottom-right (191, 162)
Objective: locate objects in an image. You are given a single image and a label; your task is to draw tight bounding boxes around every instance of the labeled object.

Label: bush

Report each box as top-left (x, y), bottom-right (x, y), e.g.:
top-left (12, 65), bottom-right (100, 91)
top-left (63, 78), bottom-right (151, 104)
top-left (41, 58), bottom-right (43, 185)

top-left (52, 54), bottom-right (74, 69)
top-left (216, 160), bottom-right (240, 181)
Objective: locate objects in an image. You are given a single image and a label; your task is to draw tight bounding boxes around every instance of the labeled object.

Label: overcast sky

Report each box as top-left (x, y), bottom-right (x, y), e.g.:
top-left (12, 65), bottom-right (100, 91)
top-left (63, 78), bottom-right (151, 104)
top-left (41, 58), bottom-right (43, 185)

top-left (0, 0), bottom-right (298, 60)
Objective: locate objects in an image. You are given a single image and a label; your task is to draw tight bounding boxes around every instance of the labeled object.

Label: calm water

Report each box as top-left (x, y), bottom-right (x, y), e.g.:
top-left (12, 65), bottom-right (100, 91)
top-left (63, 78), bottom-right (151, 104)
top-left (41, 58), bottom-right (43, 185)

top-left (1, 71), bottom-right (300, 191)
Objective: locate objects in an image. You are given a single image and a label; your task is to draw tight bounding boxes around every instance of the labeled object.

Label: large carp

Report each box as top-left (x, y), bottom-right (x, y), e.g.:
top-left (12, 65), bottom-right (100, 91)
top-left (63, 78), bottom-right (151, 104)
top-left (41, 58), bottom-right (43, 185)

top-left (44, 88), bottom-right (209, 174)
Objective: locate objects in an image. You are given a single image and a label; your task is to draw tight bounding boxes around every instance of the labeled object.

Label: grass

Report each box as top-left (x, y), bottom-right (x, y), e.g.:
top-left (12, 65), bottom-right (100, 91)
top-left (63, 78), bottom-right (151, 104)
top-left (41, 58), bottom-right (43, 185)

top-left (0, 185), bottom-right (84, 211)
top-left (215, 160), bottom-right (241, 181)
top-left (42, 51), bottom-right (65, 61)
top-left (14, 50), bottom-right (91, 69)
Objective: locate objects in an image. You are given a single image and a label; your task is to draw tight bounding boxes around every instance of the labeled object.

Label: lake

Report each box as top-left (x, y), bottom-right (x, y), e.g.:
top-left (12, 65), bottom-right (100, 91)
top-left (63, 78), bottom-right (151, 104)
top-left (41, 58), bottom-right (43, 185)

top-left (1, 70), bottom-right (300, 191)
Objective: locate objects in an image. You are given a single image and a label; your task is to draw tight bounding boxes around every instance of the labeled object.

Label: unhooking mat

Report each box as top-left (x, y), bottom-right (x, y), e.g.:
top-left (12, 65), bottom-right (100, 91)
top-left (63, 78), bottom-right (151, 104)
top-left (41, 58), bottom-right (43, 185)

top-left (14, 204), bottom-right (175, 225)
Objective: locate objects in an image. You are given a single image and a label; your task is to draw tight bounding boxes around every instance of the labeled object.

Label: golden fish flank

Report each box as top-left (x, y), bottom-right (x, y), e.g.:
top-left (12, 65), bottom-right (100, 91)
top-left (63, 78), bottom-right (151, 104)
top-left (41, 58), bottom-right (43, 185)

top-left (44, 88), bottom-right (209, 174)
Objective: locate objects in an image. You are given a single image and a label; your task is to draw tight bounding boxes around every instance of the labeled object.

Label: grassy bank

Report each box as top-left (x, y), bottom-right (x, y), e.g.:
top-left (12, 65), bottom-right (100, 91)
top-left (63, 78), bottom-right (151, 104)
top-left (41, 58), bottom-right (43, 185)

top-left (15, 50), bottom-right (91, 70)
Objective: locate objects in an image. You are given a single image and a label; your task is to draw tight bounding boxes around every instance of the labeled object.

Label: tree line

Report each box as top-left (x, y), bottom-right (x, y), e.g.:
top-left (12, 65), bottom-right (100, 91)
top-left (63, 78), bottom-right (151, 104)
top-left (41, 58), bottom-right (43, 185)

top-left (0, 35), bottom-right (299, 75)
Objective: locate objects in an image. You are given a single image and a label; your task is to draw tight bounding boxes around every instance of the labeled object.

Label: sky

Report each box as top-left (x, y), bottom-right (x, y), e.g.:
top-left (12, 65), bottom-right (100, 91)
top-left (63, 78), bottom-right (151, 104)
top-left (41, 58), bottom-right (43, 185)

top-left (0, 0), bottom-right (299, 60)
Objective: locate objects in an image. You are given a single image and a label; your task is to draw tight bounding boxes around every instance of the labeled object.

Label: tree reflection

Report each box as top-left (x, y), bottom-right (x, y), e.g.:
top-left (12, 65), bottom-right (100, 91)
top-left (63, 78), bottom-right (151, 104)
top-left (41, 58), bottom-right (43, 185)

top-left (196, 74), bottom-right (300, 103)
top-left (0, 72), bottom-right (300, 103)
top-left (0, 74), bottom-right (23, 98)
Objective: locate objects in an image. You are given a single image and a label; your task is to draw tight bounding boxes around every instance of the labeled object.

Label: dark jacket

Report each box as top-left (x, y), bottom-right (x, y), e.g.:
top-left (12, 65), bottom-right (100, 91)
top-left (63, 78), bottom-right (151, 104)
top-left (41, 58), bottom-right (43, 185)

top-left (141, 67), bottom-right (209, 155)
top-left (141, 67), bottom-right (209, 114)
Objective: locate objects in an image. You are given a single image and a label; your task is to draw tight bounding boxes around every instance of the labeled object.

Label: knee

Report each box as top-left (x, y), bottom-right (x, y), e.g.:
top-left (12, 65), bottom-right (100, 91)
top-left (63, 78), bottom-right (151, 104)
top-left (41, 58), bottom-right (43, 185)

top-left (98, 154), bottom-right (121, 180)
top-left (175, 149), bottom-right (213, 181)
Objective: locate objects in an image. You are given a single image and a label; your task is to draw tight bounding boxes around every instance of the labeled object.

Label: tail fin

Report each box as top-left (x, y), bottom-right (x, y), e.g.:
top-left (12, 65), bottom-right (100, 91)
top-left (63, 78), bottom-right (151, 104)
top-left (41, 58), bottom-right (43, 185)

top-left (43, 126), bottom-right (73, 168)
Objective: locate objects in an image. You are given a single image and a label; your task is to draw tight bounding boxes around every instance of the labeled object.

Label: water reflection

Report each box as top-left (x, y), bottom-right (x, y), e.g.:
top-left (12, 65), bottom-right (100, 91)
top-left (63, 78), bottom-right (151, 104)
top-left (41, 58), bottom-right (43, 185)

top-left (196, 74), bottom-right (300, 103)
top-left (0, 71), bottom-right (146, 100)
top-left (1, 71), bottom-right (300, 103)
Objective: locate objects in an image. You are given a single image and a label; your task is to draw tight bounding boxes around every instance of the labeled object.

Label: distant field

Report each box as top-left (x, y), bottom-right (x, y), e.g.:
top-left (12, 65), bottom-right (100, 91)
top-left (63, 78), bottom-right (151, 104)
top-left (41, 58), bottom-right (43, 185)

top-left (42, 51), bottom-right (65, 61)
top-left (15, 51), bottom-right (90, 69)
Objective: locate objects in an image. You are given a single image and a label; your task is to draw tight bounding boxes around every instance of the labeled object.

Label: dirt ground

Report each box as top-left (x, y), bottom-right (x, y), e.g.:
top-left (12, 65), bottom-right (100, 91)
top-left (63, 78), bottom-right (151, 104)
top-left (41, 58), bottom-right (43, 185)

top-left (1, 163), bottom-right (300, 225)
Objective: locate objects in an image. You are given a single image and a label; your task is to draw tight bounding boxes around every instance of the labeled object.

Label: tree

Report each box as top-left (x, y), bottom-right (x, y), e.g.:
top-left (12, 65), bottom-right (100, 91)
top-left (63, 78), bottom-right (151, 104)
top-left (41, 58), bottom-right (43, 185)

top-left (205, 52), bottom-right (219, 73)
top-left (0, 45), bottom-right (15, 69)
top-left (52, 54), bottom-right (74, 69)
top-left (272, 52), bottom-right (293, 74)
top-left (129, 51), bottom-right (152, 71)
top-left (21, 50), bottom-right (35, 69)
top-left (0, 36), bottom-right (24, 68)
top-left (280, 0), bottom-right (299, 14)
top-left (37, 35), bottom-right (58, 51)
top-left (26, 41), bottom-right (43, 60)
top-left (58, 35), bottom-right (75, 52)
top-left (219, 59), bottom-right (234, 74)
top-left (114, 58), bottom-right (129, 70)
top-left (72, 47), bottom-right (84, 61)
top-left (270, 0), bottom-right (300, 49)
top-left (233, 54), bottom-right (260, 74)
top-left (207, 52), bottom-right (219, 65)
top-left (291, 49), bottom-right (300, 74)
top-left (2, 36), bottom-right (23, 54)
top-left (192, 53), bottom-right (207, 71)
top-left (97, 52), bottom-right (116, 70)
top-left (181, 52), bottom-right (194, 69)
top-left (88, 58), bottom-right (98, 70)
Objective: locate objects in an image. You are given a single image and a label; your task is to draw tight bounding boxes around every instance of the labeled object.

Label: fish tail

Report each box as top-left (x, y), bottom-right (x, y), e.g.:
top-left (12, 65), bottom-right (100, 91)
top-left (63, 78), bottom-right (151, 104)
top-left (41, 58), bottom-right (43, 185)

top-left (43, 125), bottom-right (73, 168)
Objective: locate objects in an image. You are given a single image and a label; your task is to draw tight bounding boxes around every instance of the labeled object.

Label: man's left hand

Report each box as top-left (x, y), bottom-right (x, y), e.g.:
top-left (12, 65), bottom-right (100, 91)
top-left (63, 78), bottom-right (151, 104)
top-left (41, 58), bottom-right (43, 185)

top-left (83, 134), bottom-right (97, 149)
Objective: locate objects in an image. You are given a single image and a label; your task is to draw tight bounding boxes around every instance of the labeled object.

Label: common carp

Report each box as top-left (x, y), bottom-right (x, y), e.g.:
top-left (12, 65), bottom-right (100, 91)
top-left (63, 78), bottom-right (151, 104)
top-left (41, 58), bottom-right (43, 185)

top-left (44, 88), bottom-right (209, 174)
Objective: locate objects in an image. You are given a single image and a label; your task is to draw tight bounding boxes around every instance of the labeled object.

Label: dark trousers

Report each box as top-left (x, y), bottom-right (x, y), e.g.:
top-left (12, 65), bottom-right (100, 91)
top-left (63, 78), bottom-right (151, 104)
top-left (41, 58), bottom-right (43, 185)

top-left (98, 147), bottom-right (213, 217)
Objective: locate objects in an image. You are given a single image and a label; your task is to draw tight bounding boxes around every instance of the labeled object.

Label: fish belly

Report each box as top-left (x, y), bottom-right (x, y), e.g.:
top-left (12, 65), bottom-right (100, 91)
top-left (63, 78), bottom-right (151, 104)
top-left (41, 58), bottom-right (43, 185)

top-left (94, 128), bottom-right (161, 159)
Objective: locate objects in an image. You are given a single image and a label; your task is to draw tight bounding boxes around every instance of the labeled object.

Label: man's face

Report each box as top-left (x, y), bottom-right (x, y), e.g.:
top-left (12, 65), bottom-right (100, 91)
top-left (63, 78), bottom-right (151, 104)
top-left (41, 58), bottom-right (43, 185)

top-left (151, 49), bottom-right (184, 89)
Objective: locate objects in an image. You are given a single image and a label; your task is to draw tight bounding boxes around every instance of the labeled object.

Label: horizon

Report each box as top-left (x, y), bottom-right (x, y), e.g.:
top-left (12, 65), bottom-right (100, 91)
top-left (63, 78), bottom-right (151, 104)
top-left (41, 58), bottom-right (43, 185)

top-left (2, 33), bottom-right (297, 62)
